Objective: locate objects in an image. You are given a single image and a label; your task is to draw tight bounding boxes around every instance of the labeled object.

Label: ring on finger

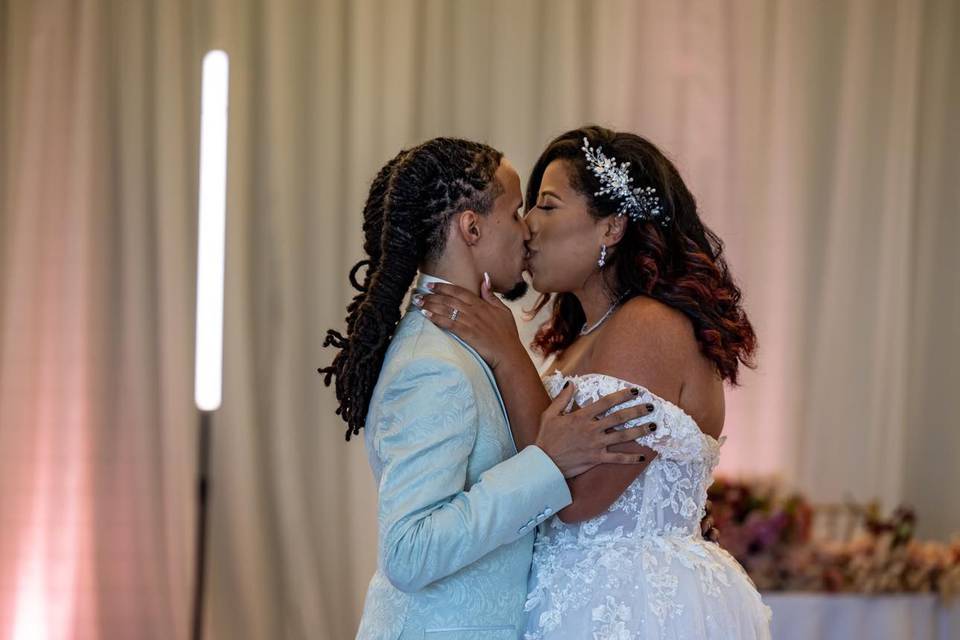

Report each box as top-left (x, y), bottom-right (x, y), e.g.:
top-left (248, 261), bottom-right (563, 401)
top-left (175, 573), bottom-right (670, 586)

top-left (450, 308), bottom-right (460, 322)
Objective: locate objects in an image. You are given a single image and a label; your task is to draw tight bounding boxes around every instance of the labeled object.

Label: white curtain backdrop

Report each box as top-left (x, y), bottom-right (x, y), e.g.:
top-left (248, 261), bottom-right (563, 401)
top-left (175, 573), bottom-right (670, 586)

top-left (1, 1), bottom-right (958, 638)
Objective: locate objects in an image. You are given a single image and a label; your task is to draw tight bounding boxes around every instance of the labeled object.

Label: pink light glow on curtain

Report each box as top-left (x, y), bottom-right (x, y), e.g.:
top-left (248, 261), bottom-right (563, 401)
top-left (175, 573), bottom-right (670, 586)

top-left (1, 3), bottom-right (99, 637)
top-left (2, 188), bottom-right (98, 638)
top-left (3, 224), bottom-right (97, 639)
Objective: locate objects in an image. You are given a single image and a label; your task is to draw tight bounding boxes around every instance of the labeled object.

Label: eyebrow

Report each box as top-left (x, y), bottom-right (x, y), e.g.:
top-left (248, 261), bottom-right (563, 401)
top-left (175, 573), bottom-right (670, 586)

top-left (539, 190), bottom-right (563, 201)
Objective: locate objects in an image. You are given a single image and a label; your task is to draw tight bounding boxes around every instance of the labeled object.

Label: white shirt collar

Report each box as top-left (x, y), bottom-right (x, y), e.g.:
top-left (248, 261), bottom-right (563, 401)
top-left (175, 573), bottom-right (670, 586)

top-left (414, 272), bottom-right (453, 293)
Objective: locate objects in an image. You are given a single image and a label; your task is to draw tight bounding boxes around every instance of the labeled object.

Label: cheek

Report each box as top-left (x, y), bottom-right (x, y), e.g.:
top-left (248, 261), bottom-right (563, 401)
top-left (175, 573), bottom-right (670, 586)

top-left (506, 227), bottom-right (524, 252)
top-left (541, 218), bottom-right (578, 251)
top-left (552, 217), bottom-right (593, 255)
top-left (537, 219), bottom-right (597, 285)
top-left (493, 228), bottom-right (523, 264)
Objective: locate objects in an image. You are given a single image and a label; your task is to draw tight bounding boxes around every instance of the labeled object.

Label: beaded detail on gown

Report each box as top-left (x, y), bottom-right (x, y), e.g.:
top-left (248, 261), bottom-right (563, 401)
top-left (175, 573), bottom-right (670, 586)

top-left (523, 372), bottom-right (772, 640)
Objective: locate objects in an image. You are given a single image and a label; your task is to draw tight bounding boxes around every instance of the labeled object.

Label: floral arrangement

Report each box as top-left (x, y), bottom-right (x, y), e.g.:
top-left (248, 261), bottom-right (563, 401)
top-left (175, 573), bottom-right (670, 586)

top-left (708, 477), bottom-right (960, 598)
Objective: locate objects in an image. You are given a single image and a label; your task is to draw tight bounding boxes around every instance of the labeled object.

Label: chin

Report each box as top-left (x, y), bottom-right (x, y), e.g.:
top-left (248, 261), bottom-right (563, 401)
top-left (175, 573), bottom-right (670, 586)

top-left (528, 272), bottom-right (550, 295)
top-left (501, 278), bottom-right (528, 301)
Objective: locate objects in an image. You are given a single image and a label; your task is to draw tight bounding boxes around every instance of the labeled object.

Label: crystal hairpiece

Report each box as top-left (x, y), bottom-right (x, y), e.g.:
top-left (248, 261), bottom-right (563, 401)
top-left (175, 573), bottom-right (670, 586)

top-left (581, 137), bottom-right (668, 225)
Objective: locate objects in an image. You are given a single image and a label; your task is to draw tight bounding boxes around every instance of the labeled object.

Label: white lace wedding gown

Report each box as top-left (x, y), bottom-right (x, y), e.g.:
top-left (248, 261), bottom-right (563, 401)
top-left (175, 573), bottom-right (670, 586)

top-left (523, 372), bottom-right (772, 639)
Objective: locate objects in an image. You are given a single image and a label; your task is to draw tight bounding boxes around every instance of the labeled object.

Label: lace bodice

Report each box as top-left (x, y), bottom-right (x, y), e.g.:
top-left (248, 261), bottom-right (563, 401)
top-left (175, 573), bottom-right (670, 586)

top-left (542, 370), bottom-right (724, 542)
top-left (523, 372), bottom-right (771, 639)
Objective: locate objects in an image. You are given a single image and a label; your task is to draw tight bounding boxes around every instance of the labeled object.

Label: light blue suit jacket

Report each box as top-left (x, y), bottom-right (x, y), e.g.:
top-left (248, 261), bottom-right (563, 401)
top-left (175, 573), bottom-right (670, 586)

top-left (356, 274), bottom-right (572, 640)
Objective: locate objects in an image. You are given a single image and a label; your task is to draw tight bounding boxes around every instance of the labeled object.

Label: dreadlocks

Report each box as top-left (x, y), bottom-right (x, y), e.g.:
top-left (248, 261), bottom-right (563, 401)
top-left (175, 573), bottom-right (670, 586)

top-left (319, 138), bottom-right (504, 440)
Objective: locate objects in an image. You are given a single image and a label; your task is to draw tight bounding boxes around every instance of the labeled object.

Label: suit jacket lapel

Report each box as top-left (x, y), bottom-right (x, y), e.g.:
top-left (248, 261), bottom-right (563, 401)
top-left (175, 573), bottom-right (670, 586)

top-left (404, 303), bottom-right (516, 452)
top-left (448, 333), bottom-right (512, 433)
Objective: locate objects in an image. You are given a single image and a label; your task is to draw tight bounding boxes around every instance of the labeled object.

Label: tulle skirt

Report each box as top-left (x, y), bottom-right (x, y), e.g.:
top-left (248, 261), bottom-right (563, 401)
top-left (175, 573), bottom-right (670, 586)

top-left (523, 535), bottom-right (772, 640)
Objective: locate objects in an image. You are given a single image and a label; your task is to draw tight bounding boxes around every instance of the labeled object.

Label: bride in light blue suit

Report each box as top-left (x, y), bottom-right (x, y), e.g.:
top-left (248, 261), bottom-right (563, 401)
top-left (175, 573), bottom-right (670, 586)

top-left (319, 138), bottom-right (654, 639)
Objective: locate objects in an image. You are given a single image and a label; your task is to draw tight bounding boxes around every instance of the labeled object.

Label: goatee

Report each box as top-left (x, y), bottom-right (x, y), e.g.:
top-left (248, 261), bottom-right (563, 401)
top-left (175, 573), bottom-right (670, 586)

top-left (502, 280), bottom-right (528, 301)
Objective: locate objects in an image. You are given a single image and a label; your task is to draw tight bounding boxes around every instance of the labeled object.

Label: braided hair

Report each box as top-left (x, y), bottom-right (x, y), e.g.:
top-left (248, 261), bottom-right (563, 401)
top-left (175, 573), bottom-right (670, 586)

top-left (319, 138), bottom-right (504, 440)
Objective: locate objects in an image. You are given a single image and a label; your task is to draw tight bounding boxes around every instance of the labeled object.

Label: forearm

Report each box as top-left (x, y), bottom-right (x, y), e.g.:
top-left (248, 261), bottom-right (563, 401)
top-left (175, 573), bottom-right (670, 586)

top-left (383, 489), bottom-right (507, 592)
top-left (492, 347), bottom-right (552, 450)
top-left (558, 442), bottom-right (655, 523)
top-left (381, 446), bottom-right (571, 592)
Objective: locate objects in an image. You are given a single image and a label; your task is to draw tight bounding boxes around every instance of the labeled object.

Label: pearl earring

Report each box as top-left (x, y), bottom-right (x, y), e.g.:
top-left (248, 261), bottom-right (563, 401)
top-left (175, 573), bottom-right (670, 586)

top-left (598, 243), bottom-right (607, 268)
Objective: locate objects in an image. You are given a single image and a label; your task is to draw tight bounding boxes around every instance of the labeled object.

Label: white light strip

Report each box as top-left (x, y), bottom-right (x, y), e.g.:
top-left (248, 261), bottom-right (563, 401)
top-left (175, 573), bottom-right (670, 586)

top-left (194, 50), bottom-right (229, 411)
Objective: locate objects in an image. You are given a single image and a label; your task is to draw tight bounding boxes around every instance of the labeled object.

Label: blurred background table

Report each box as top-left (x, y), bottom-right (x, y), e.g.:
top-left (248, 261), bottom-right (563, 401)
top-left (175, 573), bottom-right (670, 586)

top-left (764, 593), bottom-right (960, 640)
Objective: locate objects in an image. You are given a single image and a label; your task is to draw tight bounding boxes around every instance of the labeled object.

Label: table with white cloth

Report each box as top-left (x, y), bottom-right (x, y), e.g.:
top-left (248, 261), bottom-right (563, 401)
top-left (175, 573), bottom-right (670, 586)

top-left (763, 592), bottom-right (960, 640)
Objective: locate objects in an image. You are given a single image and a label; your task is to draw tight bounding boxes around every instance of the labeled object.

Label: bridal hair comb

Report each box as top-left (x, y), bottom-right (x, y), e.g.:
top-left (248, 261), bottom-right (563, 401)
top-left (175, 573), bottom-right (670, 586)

top-left (581, 137), bottom-right (669, 226)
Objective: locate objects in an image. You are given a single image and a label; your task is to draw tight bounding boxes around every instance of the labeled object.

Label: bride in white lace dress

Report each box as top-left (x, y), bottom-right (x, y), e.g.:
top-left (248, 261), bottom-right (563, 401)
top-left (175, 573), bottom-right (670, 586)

top-left (523, 371), bottom-right (770, 639)
top-left (419, 126), bottom-right (771, 638)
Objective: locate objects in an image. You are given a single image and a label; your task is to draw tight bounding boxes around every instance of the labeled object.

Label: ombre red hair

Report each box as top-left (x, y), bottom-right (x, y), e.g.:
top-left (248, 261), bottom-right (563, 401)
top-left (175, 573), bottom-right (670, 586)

top-left (527, 126), bottom-right (757, 385)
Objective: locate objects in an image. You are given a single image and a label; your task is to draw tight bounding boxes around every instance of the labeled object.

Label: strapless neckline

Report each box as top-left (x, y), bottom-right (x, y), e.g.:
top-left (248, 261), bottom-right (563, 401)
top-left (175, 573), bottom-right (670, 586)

top-left (544, 369), bottom-right (723, 446)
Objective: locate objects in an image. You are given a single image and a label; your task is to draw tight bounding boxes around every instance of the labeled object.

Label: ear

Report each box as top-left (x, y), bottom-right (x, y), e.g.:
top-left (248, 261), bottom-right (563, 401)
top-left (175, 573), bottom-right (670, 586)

top-left (456, 210), bottom-right (482, 247)
top-left (603, 214), bottom-right (628, 247)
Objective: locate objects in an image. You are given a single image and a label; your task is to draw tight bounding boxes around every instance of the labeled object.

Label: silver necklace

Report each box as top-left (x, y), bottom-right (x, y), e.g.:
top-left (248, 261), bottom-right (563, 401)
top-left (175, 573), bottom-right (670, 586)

top-left (580, 295), bottom-right (627, 336)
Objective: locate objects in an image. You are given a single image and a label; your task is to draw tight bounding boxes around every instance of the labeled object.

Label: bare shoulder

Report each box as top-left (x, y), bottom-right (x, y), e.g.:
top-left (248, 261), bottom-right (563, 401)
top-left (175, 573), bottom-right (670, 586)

top-left (590, 297), bottom-right (696, 398)
top-left (607, 296), bottom-right (696, 350)
top-left (590, 295), bottom-right (724, 437)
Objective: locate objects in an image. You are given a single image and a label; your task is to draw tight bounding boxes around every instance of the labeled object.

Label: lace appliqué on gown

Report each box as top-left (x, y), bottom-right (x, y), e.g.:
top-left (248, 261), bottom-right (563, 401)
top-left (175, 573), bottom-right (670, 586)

top-left (523, 372), bottom-right (772, 640)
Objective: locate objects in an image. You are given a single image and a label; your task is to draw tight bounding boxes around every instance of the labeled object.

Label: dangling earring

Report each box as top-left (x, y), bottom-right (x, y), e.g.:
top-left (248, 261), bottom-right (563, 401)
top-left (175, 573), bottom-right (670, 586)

top-left (598, 243), bottom-right (607, 268)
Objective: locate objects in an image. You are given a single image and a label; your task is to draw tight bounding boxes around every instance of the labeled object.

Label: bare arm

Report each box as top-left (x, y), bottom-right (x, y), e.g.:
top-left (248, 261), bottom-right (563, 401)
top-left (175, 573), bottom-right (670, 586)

top-left (415, 281), bottom-right (550, 448)
top-left (558, 298), bottom-right (708, 523)
top-left (417, 281), bottom-right (657, 467)
top-left (489, 345), bottom-right (551, 449)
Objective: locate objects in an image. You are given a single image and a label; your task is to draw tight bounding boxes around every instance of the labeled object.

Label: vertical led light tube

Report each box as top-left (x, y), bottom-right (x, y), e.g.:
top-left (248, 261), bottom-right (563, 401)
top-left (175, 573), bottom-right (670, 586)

top-left (194, 50), bottom-right (229, 411)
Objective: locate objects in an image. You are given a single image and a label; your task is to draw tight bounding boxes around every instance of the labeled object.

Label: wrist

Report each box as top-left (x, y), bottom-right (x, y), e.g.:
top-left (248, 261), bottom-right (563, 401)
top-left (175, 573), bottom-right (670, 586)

top-left (533, 434), bottom-right (555, 462)
top-left (534, 438), bottom-right (552, 464)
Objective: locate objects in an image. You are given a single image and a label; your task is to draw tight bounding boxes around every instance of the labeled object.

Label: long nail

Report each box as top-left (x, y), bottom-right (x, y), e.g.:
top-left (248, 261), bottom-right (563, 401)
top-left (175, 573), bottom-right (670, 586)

top-left (484, 271), bottom-right (491, 289)
top-left (631, 388), bottom-right (640, 396)
top-left (637, 455), bottom-right (646, 462)
top-left (563, 381), bottom-right (571, 390)
top-left (646, 404), bottom-right (655, 412)
top-left (649, 423), bottom-right (657, 432)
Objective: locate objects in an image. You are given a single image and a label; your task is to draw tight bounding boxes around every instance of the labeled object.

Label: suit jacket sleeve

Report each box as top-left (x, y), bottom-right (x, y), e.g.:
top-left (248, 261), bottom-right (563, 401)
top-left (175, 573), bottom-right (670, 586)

top-left (372, 357), bottom-right (572, 593)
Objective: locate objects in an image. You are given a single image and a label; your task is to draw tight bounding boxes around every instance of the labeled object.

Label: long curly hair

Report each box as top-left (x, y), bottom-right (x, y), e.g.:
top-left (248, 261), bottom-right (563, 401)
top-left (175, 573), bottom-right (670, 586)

top-left (528, 126), bottom-right (757, 384)
top-left (319, 138), bottom-right (504, 440)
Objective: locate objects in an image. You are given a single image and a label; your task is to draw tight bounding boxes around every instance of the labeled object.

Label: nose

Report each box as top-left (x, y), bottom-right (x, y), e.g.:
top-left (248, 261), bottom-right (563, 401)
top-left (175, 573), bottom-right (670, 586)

top-left (523, 208), bottom-right (539, 237)
top-left (520, 215), bottom-right (532, 241)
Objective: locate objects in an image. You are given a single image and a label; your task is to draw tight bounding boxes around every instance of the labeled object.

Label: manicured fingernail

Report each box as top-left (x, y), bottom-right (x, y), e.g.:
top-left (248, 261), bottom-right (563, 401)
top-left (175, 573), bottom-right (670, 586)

top-left (412, 294), bottom-right (423, 306)
top-left (637, 455), bottom-right (646, 462)
top-left (421, 309), bottom-right (433, 318)
top-left (426, 282), bottom-right (435, 290)
top-left (646, 404), bottom-right (654, 412)
top-left (631, 388), bottom-right (640, 396)
top-left (649, 423), bottom-right (657, 432)
top-left (484, 271), bottom-right (491, 288)
top-left (563, 381), bottom-right (571, 390)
